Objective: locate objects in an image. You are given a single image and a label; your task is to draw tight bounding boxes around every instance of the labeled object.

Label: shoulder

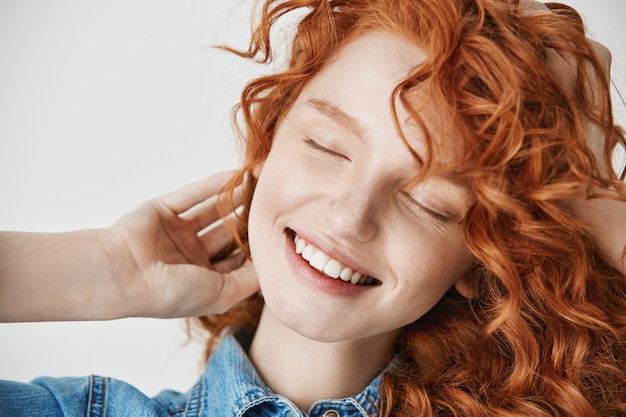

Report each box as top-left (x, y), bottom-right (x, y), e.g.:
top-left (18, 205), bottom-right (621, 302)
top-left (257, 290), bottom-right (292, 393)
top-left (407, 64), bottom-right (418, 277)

top-left (0, 375), bottom-right (191, 417)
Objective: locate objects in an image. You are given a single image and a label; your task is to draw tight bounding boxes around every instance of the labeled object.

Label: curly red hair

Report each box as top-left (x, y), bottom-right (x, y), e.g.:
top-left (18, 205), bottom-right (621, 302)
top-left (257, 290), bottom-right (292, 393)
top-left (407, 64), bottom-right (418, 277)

top-left (193, 1), bottom-right (626, 415)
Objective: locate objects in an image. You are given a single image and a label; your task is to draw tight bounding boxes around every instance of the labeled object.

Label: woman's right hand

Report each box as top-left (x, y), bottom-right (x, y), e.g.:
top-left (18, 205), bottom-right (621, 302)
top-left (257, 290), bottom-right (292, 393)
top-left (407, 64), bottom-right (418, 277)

top-left (0, 171), bottom-right (259, 322)
top-left (107, 170), bottom-right (260, 319)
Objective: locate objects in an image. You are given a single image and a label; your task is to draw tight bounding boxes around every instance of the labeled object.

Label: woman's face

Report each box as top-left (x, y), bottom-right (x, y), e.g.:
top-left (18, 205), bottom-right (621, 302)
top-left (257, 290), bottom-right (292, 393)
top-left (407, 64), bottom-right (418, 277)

top-left (248, 31), bottom-right (474, 345)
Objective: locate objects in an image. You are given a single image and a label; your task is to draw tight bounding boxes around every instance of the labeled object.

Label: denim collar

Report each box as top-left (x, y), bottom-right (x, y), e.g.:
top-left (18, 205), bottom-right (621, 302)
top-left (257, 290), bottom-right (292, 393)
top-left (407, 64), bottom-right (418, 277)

top-left (196, 333), bottom-right (382, 417)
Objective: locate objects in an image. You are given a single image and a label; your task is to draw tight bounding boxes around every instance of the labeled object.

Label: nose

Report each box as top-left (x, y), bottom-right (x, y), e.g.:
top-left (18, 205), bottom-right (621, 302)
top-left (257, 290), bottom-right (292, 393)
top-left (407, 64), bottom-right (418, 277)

top-left (325, 179), bottom-right (379, 242)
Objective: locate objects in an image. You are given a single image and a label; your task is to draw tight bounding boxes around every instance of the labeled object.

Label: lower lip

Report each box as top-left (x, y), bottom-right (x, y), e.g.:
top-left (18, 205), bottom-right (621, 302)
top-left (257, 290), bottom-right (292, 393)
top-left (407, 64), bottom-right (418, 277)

top-left (284, 231), bottom-right (375, 297)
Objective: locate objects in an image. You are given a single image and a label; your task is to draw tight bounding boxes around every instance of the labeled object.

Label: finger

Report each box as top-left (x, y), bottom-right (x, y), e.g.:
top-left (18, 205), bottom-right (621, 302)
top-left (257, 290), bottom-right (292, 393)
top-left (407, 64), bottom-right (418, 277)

top-left (212, 250), bottom-right (246, 274)
top-left (589, 40), bottom-right (612, 80)
top-left (518, 0), bottom-right (549, 16)
top-left (199, 220), bottom-right (239, 259)
top-left (546, 48), bottom-right (576, 97)
top-left (211, 260), bottom-right (260, 314)
top-left (181, 182), bottom-right (245, 232)
top-left (544, 41), bottom-right (611, 113)
top-left (158, 170), bottom-right (240, 214)
top-left (148, 260), bottom-right (259, 318)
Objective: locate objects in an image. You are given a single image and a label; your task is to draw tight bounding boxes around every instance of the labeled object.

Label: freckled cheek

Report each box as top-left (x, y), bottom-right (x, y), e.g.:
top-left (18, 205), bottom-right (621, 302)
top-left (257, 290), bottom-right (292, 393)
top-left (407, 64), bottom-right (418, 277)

top-left (392, 240), bottom-right (472, 289)
top-left (269, 159), bottom-right (331, 207)
top-left (250, 158), bottom-right (314, 234)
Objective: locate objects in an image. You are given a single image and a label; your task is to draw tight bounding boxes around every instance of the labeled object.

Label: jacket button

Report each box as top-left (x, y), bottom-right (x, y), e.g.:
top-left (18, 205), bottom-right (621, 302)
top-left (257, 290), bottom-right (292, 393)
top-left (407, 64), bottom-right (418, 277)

top-left (323, 410), bottom-right (339, 417)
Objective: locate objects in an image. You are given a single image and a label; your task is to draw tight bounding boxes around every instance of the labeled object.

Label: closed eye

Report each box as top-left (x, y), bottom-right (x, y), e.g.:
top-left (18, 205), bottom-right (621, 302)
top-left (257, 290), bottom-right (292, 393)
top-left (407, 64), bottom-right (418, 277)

top-left (305, 138), bottom-right (349, 161)
top-left (401, 192), bottom-right (454, 223)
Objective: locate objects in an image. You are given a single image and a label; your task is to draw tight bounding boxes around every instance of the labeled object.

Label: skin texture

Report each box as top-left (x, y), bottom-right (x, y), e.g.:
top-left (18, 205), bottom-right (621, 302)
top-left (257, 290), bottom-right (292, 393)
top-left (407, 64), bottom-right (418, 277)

top-left (0, 171), bottom-right (260, 322)
top-left (247, 31), bottom-right (475, 410)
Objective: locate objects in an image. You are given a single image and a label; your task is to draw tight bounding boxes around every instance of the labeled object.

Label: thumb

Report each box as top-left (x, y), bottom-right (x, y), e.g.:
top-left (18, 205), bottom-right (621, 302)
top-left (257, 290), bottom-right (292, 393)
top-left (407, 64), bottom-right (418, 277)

top-left (144, 261), bottom-right (259, 318)
top-left (208, 260), bottom-right (260, 315)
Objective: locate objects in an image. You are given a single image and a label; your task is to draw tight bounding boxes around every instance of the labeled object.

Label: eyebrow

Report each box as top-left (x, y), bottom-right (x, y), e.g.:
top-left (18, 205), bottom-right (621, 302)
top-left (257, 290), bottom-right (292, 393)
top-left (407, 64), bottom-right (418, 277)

top-left (307, 98), bottom-right (366, 140)
top-left (307, 98), bottom-right (472, 194)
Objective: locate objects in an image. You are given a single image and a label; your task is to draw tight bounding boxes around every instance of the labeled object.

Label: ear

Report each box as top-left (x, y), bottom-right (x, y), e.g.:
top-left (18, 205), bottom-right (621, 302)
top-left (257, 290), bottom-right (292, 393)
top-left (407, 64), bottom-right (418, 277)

top-left (453, 273), bottom-right (477, 299)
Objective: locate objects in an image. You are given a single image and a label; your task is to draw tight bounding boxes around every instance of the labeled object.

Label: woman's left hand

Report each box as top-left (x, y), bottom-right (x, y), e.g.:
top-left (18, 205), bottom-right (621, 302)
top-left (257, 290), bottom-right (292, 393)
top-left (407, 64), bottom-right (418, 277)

top-left (526, 1), bottom-right (626, 274)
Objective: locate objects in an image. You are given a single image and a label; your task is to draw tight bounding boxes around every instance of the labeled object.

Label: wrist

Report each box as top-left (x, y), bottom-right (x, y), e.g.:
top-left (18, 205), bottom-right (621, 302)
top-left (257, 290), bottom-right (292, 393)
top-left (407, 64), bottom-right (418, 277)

top-left (95, 227), bottom-right (149, 319)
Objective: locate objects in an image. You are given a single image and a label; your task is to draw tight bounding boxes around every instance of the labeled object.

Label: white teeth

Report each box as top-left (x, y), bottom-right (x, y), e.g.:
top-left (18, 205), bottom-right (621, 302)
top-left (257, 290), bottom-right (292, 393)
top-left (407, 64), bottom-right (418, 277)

top-left (339, 267), bottom-right (353, 282)
top-left (323, 259), bottom-right (342, 278)
top-left (310, 251), bottom-right (329, 272)
top-left (295, 236), bottom-right (306, 254)
top-left (292, 234), bottom-right (374, 285)
top-left (301, 245), bottom-right (315, 261)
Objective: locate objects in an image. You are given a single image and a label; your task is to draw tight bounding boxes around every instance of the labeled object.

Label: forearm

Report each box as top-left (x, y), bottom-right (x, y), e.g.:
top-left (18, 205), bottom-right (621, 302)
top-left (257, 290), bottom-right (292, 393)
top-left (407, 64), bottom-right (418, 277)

top-left (0, 230), bottom-right (140, 322)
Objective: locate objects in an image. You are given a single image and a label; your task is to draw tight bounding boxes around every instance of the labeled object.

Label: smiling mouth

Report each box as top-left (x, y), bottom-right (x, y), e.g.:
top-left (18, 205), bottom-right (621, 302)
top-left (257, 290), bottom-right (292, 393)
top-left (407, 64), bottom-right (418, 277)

top-left (291, 231), bottom-right (380, 286)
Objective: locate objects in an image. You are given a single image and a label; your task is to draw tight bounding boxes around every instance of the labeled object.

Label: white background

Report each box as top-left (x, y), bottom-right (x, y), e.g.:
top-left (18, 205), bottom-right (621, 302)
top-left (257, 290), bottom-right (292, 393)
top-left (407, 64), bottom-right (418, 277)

top-left (0, 1), bottom-right (625, 397)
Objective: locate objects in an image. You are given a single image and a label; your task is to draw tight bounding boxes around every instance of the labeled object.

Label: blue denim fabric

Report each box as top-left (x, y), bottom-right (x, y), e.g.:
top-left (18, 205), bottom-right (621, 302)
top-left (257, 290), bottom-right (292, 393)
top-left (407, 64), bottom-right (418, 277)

top-left (0, 334), bottom-right (382, 416)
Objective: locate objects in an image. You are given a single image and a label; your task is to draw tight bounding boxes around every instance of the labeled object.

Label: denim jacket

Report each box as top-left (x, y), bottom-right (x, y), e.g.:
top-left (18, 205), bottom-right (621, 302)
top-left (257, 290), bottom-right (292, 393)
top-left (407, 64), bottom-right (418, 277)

top-left (0, 333), bottom-right (382, 417)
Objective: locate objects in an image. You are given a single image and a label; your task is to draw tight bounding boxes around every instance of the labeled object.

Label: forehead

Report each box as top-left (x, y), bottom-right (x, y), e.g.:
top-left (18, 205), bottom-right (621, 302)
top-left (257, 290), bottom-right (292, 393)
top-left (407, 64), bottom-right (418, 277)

top-left (292, 31), bottom-right (464, 167)
top-left (304, 31), bottom-right (425, 100)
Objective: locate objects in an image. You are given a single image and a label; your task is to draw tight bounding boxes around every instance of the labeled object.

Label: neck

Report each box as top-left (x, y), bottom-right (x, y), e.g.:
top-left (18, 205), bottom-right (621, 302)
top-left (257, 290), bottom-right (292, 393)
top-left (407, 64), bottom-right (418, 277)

top-left (248, 306), bottom-right (396, 411)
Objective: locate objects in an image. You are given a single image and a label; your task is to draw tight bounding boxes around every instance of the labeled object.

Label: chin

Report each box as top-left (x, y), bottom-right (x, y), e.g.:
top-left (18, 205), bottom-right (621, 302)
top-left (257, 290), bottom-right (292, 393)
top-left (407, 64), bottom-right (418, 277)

top-left (266, 299), bottom-right (364, 343)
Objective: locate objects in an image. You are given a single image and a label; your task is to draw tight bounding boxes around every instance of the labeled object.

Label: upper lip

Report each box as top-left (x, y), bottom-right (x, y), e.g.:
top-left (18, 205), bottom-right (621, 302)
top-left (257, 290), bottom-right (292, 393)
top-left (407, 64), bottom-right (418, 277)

top-left (288, 227), bottom-right (379, 280)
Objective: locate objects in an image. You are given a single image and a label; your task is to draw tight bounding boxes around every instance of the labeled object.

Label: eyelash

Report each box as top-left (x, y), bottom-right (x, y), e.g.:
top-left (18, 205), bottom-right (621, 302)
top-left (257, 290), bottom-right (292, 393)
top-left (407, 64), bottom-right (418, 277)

top-left (304, 138), bottom-right (348, 160)
top-left (306, 138), bottom-right (453, 223)
top-left (403, 193), bottom-right (453, 223)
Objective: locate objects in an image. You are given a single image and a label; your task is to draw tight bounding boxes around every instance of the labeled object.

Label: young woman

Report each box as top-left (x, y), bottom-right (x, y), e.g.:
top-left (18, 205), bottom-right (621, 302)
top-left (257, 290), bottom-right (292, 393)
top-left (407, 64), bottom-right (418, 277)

top-left (1, 0), bottom-right (625, 416)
